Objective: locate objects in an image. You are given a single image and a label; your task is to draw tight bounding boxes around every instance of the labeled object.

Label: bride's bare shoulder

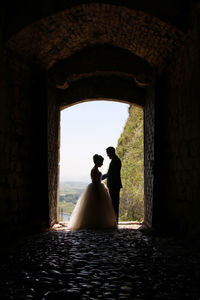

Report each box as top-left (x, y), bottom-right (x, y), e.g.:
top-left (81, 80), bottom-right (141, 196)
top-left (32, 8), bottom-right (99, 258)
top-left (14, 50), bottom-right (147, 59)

top-left (91, 167), bottom-right (96, 173)
top-left (90, 167), bottom-right (96, 177)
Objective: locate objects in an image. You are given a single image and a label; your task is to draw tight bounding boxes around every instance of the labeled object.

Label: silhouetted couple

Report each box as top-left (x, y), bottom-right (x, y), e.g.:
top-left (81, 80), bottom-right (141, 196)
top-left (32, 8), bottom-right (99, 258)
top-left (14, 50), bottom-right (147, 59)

top-left (68, 147), bottom-right (122, 230)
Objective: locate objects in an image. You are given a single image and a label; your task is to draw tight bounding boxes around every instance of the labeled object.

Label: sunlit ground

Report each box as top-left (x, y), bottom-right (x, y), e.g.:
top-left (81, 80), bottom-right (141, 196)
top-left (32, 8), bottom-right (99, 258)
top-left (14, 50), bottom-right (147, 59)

top-left (53, 221), bottom-right (143, 231)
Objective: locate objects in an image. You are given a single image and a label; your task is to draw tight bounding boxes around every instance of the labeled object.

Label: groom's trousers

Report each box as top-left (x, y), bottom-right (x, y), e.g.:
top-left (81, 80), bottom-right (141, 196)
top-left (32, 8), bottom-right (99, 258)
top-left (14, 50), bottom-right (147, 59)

top-left (109, 188), bottom-right (120, 224)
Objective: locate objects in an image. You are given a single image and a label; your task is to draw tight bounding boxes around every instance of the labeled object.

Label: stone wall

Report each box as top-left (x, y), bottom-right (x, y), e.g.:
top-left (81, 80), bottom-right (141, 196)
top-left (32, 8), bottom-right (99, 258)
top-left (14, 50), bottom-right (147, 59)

top-left (0, 51), bottom-right (49, 238)
top-left (48, 83), bottom-right (60, 226)
top-left (0, 53), bottom-right (31, 234)
top-left (143, 84), bottom-right (155, 228)
top-left (156, 9), bottom-right (200, 235)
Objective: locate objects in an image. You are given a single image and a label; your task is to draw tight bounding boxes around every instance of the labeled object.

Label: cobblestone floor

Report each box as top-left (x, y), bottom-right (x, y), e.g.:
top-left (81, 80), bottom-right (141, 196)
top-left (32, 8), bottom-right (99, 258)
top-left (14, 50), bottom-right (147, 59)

top-left (0, 225), bottom-right (200, 299)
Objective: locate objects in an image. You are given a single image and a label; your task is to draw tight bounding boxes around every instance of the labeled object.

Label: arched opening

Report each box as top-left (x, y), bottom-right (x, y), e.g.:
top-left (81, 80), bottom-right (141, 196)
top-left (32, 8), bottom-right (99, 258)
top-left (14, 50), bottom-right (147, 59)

top-left (47, 77), bottom-right (155, 228)
top-left (4, 2), bottom-right (177, 233)
top-left (1, 0), bottom-right (200, 239)
top-left (58, 100), bottom-right (144, 225)
top-left (46, 41), bottom-right (155, 229)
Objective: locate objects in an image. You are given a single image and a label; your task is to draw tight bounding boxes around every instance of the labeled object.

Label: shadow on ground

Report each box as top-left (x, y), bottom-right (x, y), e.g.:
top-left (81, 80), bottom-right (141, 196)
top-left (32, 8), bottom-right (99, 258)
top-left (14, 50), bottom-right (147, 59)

top-left (0, 226), bottom-right (200, 299)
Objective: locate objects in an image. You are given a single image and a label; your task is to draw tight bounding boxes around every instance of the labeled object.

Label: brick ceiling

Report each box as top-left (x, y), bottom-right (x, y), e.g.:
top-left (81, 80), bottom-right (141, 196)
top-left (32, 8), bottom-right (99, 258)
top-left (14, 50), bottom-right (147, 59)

top-left (7, 3), bottom-right (185, 71)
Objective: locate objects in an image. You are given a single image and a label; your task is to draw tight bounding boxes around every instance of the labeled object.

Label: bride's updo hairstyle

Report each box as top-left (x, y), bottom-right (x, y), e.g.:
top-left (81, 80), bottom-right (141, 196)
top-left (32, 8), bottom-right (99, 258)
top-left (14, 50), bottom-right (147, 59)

top-left (93, 154), bottom-right (104, 165)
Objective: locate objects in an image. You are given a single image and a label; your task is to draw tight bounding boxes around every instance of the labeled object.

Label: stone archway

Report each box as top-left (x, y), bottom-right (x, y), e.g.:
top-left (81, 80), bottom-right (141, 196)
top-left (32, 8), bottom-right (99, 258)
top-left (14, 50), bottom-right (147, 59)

top-left (3, 3), bottom-right (187, 231)
top-left (47, 70), bottom-right (155, 228)
top-left (6, 3), bottom-right (184, 71)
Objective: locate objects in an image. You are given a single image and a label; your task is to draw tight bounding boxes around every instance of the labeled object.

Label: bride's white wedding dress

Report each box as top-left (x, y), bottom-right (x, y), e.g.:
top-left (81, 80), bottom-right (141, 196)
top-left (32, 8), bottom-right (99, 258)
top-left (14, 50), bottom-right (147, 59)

top-left (68, 167), bottom-right (117, 230)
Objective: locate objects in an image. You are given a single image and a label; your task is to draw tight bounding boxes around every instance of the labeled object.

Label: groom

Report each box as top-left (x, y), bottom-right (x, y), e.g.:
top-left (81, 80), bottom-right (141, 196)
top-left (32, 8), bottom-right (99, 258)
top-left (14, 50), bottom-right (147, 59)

top-left (102, 146), bottom-right (122, 223)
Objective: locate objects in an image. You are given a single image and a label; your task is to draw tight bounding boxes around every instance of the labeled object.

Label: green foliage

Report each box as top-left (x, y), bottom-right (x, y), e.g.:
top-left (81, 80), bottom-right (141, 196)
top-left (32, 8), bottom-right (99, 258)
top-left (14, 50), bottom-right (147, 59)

top-left (58, 181), bottom-right (87, 214)
top-left (116, 105), bottom-right (144, 221)
top-left (59, 201), bottom-right (75, 214)
top-left (59, 192), bottom-right (82, 204)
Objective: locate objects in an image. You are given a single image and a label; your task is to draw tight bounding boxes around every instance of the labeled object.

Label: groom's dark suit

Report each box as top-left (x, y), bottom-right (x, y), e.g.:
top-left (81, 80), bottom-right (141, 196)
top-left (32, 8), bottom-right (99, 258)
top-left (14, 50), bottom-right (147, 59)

top-left (102, 155), bottom-right (122, 223)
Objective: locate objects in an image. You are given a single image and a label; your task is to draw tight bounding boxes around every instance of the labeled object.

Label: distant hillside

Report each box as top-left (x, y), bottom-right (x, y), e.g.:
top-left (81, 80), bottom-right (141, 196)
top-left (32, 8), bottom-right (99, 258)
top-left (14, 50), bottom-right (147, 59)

top-left (59, 181), bottom-right (88, 192)
top-left (116, 105), bottom-right (144, 221)
top-left (59, 181), bottom-right (88, 217)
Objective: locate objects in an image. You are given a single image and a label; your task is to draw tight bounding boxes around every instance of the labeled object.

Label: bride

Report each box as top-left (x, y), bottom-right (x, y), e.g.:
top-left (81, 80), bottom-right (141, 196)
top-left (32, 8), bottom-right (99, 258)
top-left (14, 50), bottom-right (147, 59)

top-left (68, 154), bottom-right (117, 230)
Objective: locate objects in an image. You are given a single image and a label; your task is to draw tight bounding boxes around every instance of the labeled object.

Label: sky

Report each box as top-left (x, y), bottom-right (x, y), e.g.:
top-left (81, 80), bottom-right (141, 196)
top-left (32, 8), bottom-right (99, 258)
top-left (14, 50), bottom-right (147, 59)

top-left (59, 100), bottom-right (129, 183)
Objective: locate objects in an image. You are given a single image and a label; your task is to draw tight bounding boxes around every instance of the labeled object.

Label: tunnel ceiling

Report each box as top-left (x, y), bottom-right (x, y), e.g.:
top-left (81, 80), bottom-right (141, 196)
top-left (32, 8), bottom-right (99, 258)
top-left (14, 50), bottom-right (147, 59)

top-left (3, 0), bottom-right (194, 39)
top-left (48, 45), bottom-right (153, 90)
top-left (7, 3), bottom-right (185, 72)
top-left (58, 74), bottom-right (147, 109)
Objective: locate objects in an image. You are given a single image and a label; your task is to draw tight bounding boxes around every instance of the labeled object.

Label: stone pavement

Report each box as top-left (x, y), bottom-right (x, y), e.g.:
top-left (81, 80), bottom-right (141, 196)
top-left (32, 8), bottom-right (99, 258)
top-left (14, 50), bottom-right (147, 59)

top-left (0, 225), bottom-right (200, 299)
